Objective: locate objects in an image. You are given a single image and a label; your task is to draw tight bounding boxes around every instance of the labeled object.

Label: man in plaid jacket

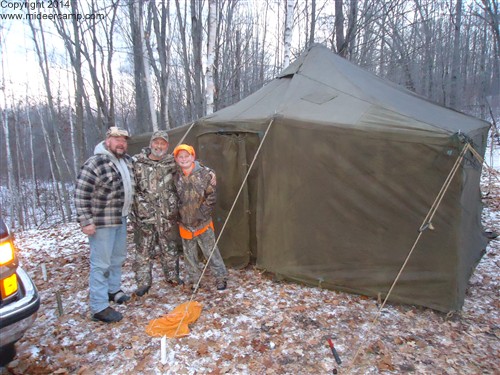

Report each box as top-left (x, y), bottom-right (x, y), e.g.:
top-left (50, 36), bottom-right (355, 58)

top-left (75, 127), bottom-right (135, 323)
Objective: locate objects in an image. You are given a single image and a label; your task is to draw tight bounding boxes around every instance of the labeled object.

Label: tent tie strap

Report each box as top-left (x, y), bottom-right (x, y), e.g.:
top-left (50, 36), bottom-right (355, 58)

top-left (418, 222), bottom-right (435, 232)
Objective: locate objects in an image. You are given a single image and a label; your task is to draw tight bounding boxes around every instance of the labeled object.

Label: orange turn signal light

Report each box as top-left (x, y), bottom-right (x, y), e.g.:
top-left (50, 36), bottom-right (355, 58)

top-left (1, 273), bottom-right (18, 299)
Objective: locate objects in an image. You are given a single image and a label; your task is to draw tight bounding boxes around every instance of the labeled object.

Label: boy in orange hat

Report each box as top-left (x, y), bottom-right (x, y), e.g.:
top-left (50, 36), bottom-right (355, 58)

top-left (173, 144), bottom-right (228, 290)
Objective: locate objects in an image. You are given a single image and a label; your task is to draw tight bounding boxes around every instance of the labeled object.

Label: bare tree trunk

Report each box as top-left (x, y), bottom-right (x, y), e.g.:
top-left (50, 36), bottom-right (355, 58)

top-left (480, 0), bottom-right (500, 119)
top-left (104, 0), bottom-right (119, 130)
top-left (130, 0), bottom-right (155, 133)
top-left (25, 102), bottom-right (39, 226)
top-left (346, 0), bottom-right (358, 59)
top-left (479, 18), bottom-right (489, 119)
top-left (274, 2), bottom-right (283, 76)
top-left (308, 0), bottom-right (316, 47)
top-left (53, 0), bottom-right (89, 155)
top-left (0, 75), bottom-right (17, 227)
top-left (284, 0), bottom-right (294, 68)
top-left (38, 106), bottom-right (66, 223)
top-left (65, 49), bottom-right (78, 177)
top-left (143, 29), bottom-right (157, 131)
top-left (379, 5), bottom-right (386, 76)
top-left (449, 0), bottom-right (462, 109)
top-left (1, 28), bottom-right (26, 228)
top-left (234, 30), bottom-right (242, 102)
top-left (206, 0), bottom-right (216, 115)
top-left (335, 0), bottom-right (345, 56)
top-left (414, 0), bottom-right (434, 99)
top-left (191, 0), bottom-right (204, 118)
top-left (76, 0), bottom-right (117, 132)
top-left (70, 0), bottom-right (85, 166)
top-left (13, 109), bottom-right (26, 229)
top-left (212, 0), bottom-right (238, 110)
top-left (481, 0), bottom-right (500, 62)
top-left (461, 11), bottom-right (472, 103)
top-left (175, 0), bottom-right (194, 121)
top-left (213, 1), bottom-right (223, 111)
top-left (147, 0), bottom-right (172, 129)
top-left (260, 2), bottom-right (269, 82)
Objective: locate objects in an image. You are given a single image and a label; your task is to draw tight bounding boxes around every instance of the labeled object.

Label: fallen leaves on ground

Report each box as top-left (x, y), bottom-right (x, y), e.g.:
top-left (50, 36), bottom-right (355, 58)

top-left (2, 174), bottom-right (499, 375)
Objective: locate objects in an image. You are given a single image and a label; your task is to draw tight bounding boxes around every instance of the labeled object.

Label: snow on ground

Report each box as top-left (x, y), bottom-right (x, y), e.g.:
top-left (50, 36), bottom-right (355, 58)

top-left (2, 150), bottom-right (500, 374)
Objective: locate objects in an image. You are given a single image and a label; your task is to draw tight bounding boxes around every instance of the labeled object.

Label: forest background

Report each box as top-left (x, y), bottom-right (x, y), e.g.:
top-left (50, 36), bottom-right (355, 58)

top-left (0, 0), bottom-right (499, 231)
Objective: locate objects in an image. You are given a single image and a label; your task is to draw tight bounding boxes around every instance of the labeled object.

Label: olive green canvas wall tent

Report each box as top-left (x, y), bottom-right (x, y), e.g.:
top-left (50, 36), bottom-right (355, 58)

top-left (130, 44), bottom-right (491, 312)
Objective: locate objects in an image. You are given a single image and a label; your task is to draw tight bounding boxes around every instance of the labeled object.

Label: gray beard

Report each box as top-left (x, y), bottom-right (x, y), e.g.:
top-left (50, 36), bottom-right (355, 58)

top-left (150, 149), bottom-right (167, 159)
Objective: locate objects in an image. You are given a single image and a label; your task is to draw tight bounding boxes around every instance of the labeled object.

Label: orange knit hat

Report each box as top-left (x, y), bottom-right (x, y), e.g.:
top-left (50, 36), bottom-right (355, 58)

top-left (173, 144), bottom-right (196, 158)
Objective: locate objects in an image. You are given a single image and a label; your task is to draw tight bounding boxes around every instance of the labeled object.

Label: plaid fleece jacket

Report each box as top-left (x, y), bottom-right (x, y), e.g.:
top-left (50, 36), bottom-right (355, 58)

top-left (75, 149), bottom-right (134, 228)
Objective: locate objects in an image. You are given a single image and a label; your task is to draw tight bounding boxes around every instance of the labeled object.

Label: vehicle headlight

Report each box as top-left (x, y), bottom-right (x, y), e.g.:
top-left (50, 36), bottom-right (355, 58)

top-left (0, 240), bottom-right (18, 299)
top-left (0, 240), bottom-right (15, 265)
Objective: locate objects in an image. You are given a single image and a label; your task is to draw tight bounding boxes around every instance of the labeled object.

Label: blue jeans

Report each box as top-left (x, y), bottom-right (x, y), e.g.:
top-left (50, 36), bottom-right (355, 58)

top-left (88, 218), bottom-right (128, 314)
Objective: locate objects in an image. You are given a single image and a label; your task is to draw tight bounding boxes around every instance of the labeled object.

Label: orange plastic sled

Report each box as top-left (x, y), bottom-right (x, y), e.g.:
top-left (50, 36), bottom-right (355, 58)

top-left (146, 301), bottom-right (203, 338)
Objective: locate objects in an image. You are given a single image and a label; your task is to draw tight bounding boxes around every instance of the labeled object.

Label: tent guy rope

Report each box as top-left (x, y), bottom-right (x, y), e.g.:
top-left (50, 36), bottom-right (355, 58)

top-left (346, 141), bottom-right (482, 372)
top-left (175, 121), bottom-right (196, 148)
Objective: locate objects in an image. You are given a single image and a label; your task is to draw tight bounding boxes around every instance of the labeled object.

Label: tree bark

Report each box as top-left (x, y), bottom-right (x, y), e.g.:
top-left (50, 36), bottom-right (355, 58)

top-left (38, 106), bottom-right (66, 223)
top-left (147, 0), bottom-right (172, 129)
top-left (70, 0), bottom-right (85, 167)
top-left (308, 0), bottom-right (316, 47)
top-left (129, 0), bottom-right (155, 133)
top-left (191, 0), bottom-right (204, 118)
top-left (175, 0), bottom-right (194, 121)
top-left (25, 101), bottom-right (40, 226)
top-left (449, 0), bottom-right (462, 109)
top-left (206, 0), bottom-right (216, 115)
top-left (480, 0), bottom-right (500, 116)
top-left (284, 0), bottom-right (295, 68)
top-left (0, 65), bottom-right (17, 226)
top-left (335, 0), bottom-right (345, 56)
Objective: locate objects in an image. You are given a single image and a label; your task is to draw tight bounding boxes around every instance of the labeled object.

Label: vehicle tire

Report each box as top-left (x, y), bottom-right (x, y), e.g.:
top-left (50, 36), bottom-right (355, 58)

top-left (0, 343), bottom-right (16, 366)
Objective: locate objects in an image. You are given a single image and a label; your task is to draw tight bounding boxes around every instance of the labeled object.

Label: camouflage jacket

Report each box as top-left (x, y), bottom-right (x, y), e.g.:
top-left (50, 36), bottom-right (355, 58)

top-left (131, 148), bottom-right (178, 228)
top-left (174, 161), bottom-right (216, 232)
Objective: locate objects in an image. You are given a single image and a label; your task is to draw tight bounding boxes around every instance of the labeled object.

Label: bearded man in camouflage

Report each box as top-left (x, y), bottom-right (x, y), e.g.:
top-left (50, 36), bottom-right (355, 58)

top-left (131, 131), bottom-right (182, 297)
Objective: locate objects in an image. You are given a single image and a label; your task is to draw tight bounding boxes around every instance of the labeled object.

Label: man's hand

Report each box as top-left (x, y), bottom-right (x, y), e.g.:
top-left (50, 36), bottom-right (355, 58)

top-left (82, 224), bottom-right (96, 236)
top-left (209, 171), bottom-right (216, 186)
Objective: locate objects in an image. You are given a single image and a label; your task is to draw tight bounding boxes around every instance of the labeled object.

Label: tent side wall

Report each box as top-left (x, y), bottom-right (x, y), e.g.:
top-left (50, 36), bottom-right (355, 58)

top-left (255, 118), bottom-right (481, 312)
top-left (128, 116), bottom-right (489, 312)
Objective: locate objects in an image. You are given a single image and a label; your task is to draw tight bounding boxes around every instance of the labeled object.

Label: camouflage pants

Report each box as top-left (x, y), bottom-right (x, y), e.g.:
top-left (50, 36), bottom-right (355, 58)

top-left (133, 225), bottom-right (181, 288)
top-left (182, 228), bottom-right (228, 285)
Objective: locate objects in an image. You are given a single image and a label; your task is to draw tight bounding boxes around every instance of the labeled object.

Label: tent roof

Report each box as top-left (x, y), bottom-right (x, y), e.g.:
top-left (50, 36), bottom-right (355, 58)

top-left (204, 44), bottom-right (489, 137)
